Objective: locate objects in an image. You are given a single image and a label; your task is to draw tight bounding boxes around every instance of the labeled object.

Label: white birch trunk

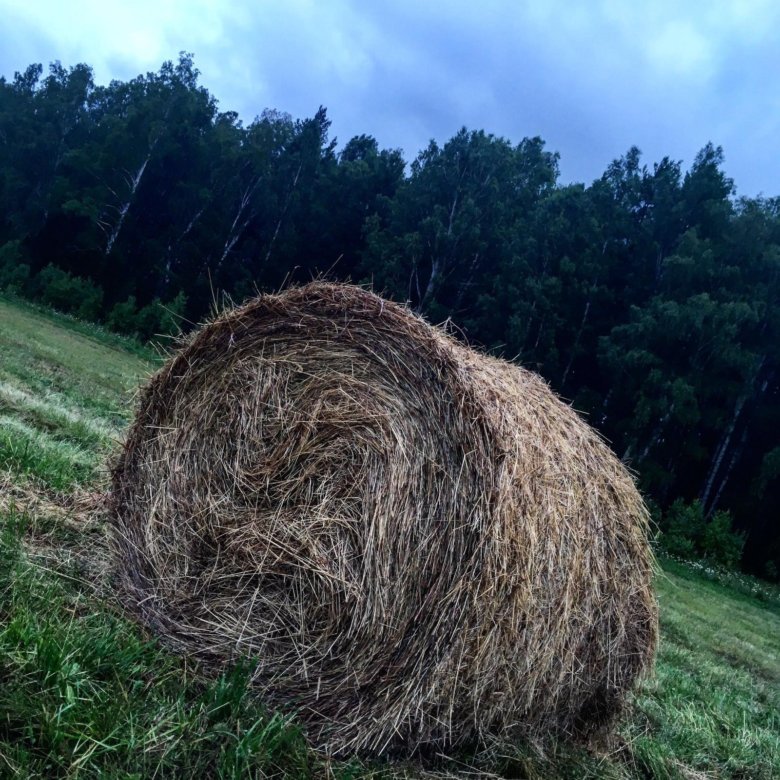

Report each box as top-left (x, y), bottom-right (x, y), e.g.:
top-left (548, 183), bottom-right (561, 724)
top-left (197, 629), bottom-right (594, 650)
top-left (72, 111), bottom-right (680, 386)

top-left (105, 155), bottom-right (150, 255)
top-left (263, 162), bottom-right (303, 267)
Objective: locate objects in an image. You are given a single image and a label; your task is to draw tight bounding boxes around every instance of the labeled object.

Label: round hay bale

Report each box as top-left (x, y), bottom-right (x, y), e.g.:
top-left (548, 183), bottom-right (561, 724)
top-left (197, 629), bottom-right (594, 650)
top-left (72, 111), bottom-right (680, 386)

top-left (110, 282), bottom-right (657, 756)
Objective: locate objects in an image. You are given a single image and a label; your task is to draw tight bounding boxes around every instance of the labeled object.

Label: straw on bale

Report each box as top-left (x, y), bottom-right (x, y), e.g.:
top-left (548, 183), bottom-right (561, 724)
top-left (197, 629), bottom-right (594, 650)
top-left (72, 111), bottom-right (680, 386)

top-left (110, 282), bottom-right (657, 757)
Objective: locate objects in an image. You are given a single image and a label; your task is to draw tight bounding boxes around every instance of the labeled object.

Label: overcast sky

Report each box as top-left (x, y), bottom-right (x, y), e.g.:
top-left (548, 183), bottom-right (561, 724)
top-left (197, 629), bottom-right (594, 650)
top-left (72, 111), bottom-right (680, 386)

top-left (2, 0), bottom-right (778, 196)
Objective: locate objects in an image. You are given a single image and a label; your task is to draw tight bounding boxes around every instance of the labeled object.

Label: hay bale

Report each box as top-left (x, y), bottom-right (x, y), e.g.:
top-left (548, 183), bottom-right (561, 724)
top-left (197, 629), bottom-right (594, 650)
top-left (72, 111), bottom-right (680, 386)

top-left (110, 282), bottom-right (657, 756)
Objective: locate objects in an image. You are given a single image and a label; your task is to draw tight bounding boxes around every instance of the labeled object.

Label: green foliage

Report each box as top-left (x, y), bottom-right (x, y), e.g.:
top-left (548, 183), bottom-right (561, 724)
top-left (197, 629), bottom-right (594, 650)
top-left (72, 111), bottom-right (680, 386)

top-left (105, 294), bottom-right (139, 333)
top-left (0, 54), bottom-right (779, 577)
top-left (135, 290), bottom-right (187, 341)
top-left (702, 510), bottom-right (746, 569)
top-left (659, 499), bottom-right (745, 569)
top-left (660, 499), bottom-right (706, 560)
top-left (0, 240), bottom-right (31, 293)
top-left (34, 264), bottom-right (104, 320)
top-left (106, 291), bottom-right (186, 341)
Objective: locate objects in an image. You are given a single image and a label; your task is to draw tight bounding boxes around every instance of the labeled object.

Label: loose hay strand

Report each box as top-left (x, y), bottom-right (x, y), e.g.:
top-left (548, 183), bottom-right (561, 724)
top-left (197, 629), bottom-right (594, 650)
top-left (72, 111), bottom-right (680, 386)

top-left (110, 282), bottom-right (657, 757)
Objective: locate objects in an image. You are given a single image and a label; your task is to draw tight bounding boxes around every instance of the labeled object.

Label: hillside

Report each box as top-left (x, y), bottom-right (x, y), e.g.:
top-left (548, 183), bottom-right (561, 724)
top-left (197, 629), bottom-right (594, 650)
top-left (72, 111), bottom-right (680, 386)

top-left (0, 295), bottom-right (778, 779)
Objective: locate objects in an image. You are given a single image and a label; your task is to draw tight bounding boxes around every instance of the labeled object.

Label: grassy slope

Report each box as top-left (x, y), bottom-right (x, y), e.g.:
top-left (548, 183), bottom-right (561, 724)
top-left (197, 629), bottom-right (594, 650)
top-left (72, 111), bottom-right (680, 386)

top-left (0, 295), bottom-right (778, 779)
top-left (0, 296), bottom-right (151, 489)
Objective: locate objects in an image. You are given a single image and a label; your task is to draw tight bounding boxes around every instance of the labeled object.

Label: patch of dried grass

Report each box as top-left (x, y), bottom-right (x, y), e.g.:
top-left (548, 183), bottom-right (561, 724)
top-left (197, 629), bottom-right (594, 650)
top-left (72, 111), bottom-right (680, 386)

top-left (1, 470), bottom-right (110, 585)
top-left (110, 282), bottom-right (657, 757)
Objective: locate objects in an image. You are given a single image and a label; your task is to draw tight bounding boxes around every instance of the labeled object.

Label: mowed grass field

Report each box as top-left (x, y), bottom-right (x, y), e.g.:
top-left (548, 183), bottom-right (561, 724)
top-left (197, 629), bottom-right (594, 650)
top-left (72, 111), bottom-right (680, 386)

top-left (0, 294), bottom-right (778, 779)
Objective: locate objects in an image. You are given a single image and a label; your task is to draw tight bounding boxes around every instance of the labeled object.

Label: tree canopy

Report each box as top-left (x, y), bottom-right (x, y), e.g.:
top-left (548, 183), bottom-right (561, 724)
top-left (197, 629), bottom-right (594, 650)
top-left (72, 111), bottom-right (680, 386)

top-left (1, 55), bottom-right (778, 578)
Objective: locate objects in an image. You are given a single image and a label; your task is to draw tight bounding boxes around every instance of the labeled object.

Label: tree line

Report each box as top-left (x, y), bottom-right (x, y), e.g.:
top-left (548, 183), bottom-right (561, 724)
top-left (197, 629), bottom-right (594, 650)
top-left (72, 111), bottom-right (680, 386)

top-left (1, 55), bottom-right (777, 579)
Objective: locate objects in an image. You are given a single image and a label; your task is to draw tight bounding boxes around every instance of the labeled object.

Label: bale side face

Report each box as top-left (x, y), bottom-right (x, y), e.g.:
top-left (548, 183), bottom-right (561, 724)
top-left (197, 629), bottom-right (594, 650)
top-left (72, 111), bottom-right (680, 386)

top-left (111, 282), bottom-right (657, 756)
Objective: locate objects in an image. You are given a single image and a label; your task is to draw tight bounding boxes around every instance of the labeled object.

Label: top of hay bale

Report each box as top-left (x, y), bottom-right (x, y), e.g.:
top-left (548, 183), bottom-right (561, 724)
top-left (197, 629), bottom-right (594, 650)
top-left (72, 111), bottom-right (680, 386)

top-left (110, 281), bottom-right (657, 757)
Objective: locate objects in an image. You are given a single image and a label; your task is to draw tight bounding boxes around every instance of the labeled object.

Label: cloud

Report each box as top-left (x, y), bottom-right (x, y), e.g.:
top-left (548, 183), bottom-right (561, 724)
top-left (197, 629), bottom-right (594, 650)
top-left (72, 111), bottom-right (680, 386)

top-left (1, 0), bottom-right (778, 195)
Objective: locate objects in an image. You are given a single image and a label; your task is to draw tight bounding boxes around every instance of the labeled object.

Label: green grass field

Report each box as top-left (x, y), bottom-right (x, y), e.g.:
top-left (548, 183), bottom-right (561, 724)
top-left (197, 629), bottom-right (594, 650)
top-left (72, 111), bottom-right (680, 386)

top-left (1, 294), bottom-right (778, 779)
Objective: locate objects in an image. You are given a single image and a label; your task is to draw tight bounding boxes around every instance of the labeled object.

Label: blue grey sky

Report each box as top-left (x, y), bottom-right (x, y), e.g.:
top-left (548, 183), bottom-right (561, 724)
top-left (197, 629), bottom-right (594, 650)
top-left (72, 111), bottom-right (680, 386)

top-left (2, 0), bottom-right (778, 196)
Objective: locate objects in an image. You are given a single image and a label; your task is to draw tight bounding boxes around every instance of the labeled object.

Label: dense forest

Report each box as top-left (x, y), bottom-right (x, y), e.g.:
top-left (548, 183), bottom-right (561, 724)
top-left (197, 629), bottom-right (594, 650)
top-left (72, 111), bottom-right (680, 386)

top-left (0, 55), bottom-right (777, 578)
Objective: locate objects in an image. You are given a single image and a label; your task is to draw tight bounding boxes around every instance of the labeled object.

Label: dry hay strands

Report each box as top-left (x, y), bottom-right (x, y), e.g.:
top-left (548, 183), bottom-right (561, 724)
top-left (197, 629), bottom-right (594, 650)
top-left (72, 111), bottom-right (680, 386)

top-left (110, 282), bottom-right (657, 758)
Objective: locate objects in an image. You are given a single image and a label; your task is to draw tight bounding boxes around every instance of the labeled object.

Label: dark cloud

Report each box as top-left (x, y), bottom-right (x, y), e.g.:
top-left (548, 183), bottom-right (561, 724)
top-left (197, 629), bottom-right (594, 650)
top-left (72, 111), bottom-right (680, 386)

top-left (1, 0), bottom-right (778, 195)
